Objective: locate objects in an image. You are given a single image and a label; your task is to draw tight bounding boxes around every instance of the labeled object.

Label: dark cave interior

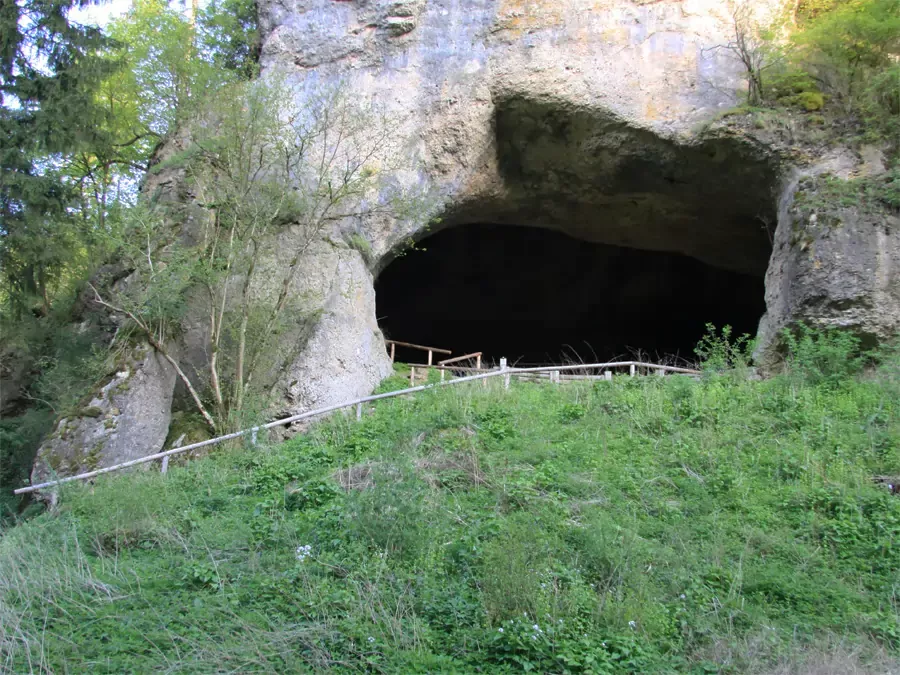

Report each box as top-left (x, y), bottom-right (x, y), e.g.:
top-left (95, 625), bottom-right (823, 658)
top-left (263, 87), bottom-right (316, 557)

top-left (375, 224), bottom-right (768, 365)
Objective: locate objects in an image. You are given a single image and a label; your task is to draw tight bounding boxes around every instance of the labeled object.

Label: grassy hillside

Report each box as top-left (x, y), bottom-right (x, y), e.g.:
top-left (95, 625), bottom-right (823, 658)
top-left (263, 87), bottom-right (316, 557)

top-left (2, 355), bottom-right (900, 673)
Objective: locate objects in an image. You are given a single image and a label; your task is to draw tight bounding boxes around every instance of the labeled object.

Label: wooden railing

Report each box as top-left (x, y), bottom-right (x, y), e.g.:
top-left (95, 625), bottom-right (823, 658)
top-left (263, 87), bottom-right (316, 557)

top-left (438, 352), bottom-right (483, 369)
top-left (14, 360), bottom-right (700, 496)
top-left (384, 340), bottom-right (451, 366)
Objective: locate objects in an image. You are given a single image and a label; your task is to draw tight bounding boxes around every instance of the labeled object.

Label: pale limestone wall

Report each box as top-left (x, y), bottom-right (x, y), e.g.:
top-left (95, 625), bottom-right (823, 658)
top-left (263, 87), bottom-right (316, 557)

top-left (33, 0), bottom-right (900, 481)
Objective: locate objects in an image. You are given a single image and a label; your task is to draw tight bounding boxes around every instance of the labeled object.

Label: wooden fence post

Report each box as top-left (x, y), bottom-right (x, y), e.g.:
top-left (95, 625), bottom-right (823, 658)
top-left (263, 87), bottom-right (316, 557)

top-left (410, 366), bottom-right (416, 386)
top-left (390, 342), bottom-right (396, 362)
top-left (656, 368), bottom-right (666, 377)
top-left (501, 357), bottom-right (510, 390)
top-left (160, 455), bottom-right (169, 474)
top-left (428, 350), bottom-right (433, 366)
top-left (630, 364), bottom-right (636, 377)
top-left (356, 403), bottom-right (362, 420)
top-left (476, 354), bottom-right (482, 371)
top-left (440, 369), bottom-right (446, 382)
top-left (553, 370), bottom-right (560, 384)
top-left (605, 371), bottom-right (613, 381)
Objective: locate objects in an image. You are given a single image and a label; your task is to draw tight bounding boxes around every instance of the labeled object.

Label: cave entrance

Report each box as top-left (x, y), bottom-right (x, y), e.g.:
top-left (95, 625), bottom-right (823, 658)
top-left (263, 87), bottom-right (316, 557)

top-left (375, 223), bottom-right (767, 365)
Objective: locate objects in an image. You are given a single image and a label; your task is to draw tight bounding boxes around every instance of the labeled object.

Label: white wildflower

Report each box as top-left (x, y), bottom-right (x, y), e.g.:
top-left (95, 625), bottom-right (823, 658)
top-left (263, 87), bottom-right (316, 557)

top-left (367, 636), bottom-right (375, 643)
top-left (629, 621), bottom-right (637, 629)
top-left (295, 544), bottom-right (313, 562)
top-left (498, 627), bottom-right (504, 633)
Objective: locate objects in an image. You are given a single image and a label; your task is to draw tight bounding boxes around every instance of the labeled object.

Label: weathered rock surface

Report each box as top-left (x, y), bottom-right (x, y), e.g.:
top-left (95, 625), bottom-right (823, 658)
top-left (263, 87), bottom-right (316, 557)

top-left (757, 156), bottom-right (900, 366)
top-left (29, 0), bottom-right (900, 479)
top-left (261, 0), bottom-right (784, 275)
top-left (280, 247), bottom-right (392, 415)
top-left (31, 344), bottom-right (176, 485)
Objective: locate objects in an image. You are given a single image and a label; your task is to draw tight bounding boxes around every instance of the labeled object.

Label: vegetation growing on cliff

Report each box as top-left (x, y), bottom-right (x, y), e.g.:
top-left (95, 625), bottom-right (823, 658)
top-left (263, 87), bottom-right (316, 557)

top-left (1, 333), bottom-right (898, 673)
top-left (0, 0), bottom-right (260, 519)
top-left (724, 0), bottom-right (899, 144)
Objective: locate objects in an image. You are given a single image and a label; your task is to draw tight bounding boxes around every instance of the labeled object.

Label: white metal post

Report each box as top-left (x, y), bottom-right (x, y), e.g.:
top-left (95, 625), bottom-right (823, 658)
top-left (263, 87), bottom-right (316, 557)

top-left (501, 357), bottom-right (509, 390)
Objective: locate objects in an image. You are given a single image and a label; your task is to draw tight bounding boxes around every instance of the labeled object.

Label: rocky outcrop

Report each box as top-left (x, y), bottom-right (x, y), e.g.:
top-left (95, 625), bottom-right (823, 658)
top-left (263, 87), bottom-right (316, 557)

top-left (29, 0), bottom-right (900, 480)
top-left (757, 151), bottom-right (900, 366)
top-left (281, 247), bottom-right (393, 414)
top-left (31, 344), bottom-right (176, 485)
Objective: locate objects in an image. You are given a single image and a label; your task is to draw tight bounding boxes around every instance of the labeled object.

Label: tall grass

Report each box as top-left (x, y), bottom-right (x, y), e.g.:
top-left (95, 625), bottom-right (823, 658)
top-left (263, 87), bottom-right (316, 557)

top-left (1, 354), bottom-right (899, 672)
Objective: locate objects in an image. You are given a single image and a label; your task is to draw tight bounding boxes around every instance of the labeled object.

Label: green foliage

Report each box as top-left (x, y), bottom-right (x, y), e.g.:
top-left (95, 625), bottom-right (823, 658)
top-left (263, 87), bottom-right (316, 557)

top-left (558, 401), bottom-right (587, 423)
top-left (782, 322), bottom-right (867, 386)
top-left (3, 350), bottom-right (899, 671)
top-left (794, 0), bottom-right (900, 106)
top-left (1, 0), bottom-right (260, 318)
top-left (764, 69), bottom-right (825, 109)
top-left (1, 0), bottom-right (265, 510)
top-left (0, 0), bottom-right (116, 316)
top-left (0, 409), bottom-right (53, 519)
top-left (0, 312), bottom-right (111, 521)
top-left (693, 323), bottom-right (754, 372)
top-left (476, 405), bottom-right (516, 441)
top-left (198, 0), bottom-right (261, 79)
top-left (180, 559), bottom-right (225, 591)
top-left (720, 0), bottom-right (899, 143)
top-left (793, 169), bottom-right (900, 220)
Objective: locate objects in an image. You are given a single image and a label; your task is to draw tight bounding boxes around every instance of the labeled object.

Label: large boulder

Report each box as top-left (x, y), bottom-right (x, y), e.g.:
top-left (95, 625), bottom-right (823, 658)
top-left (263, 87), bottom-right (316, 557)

top-left (31, 343), bottom-right (176, 486)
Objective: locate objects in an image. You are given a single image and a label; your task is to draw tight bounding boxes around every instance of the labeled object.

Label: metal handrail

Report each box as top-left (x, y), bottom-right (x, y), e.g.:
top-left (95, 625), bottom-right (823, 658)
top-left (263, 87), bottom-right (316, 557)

top-left (14, 360), bottom-right (699, 495)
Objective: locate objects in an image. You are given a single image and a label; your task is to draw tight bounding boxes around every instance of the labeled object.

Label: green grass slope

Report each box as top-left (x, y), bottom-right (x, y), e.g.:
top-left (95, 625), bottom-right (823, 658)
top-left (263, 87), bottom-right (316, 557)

top-left (2, 365), bottom-right (900, 673)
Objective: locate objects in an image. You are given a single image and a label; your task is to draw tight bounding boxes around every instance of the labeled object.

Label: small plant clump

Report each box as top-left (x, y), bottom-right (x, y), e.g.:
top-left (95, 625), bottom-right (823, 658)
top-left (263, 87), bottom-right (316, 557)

top-left (1, 330), bottom-right (899, 672)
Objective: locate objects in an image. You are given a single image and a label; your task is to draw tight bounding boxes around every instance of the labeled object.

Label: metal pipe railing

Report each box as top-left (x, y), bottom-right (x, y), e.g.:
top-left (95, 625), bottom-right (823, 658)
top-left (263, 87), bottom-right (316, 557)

top-left (14, 360), bottom-right (700, 495)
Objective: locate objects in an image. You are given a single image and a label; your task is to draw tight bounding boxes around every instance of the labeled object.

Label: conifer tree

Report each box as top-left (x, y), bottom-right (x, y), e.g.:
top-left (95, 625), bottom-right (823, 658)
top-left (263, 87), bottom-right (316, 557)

top-left (0, 0), bottom-right (115, 315)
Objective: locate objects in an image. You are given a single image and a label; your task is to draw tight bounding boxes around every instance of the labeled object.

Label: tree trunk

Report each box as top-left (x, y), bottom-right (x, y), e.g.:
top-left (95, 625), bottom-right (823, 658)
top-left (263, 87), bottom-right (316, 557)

top-left (233, 242), bottom-right (258, 417)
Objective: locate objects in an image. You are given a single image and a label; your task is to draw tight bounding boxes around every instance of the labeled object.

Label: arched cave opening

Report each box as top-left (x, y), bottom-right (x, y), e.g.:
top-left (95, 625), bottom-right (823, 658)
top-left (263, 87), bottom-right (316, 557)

top-left (375, 223), bottom-right (768, 365)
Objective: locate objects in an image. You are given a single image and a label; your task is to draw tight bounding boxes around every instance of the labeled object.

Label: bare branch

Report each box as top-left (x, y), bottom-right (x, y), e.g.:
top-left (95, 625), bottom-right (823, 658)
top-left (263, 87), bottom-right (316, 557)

top-left (89, 284), bottom-right (217, 433)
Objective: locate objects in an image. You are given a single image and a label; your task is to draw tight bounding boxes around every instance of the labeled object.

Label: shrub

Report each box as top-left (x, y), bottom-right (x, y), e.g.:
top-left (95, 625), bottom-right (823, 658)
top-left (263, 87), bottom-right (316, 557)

top-left (694, 323), bottom-right (754, 372)
top-left (765, 69), bottom-right (826, 110)
top-left (782, 323), bottom-right (867, 386)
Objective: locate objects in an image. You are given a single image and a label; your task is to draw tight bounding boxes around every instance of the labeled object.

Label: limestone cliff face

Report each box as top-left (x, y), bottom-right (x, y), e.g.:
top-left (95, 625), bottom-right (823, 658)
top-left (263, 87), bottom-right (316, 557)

top-left (260, 0), bottom-right (782, 270)
top-left (31, 0), bottom-right (900, 483)
top-left (757, 153), bottom-right (900, 366)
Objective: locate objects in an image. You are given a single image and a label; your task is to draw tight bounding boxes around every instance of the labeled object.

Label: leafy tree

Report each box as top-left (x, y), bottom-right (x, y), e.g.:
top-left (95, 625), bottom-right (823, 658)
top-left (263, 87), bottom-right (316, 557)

top-left (794, 0), bottom-right (900, 108)
top-left (95, 79), bottom-right (426, 431)
top-left (198, 0), bottom-right (260, 79)
top-left (0, 0), bottom-right (263, 510)
top-left (1, 0), bottom-right (116, 316)
top-left (106, 0), bottom-right (222, 139)
top-left (793, 0), bottom-right (847, 24)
